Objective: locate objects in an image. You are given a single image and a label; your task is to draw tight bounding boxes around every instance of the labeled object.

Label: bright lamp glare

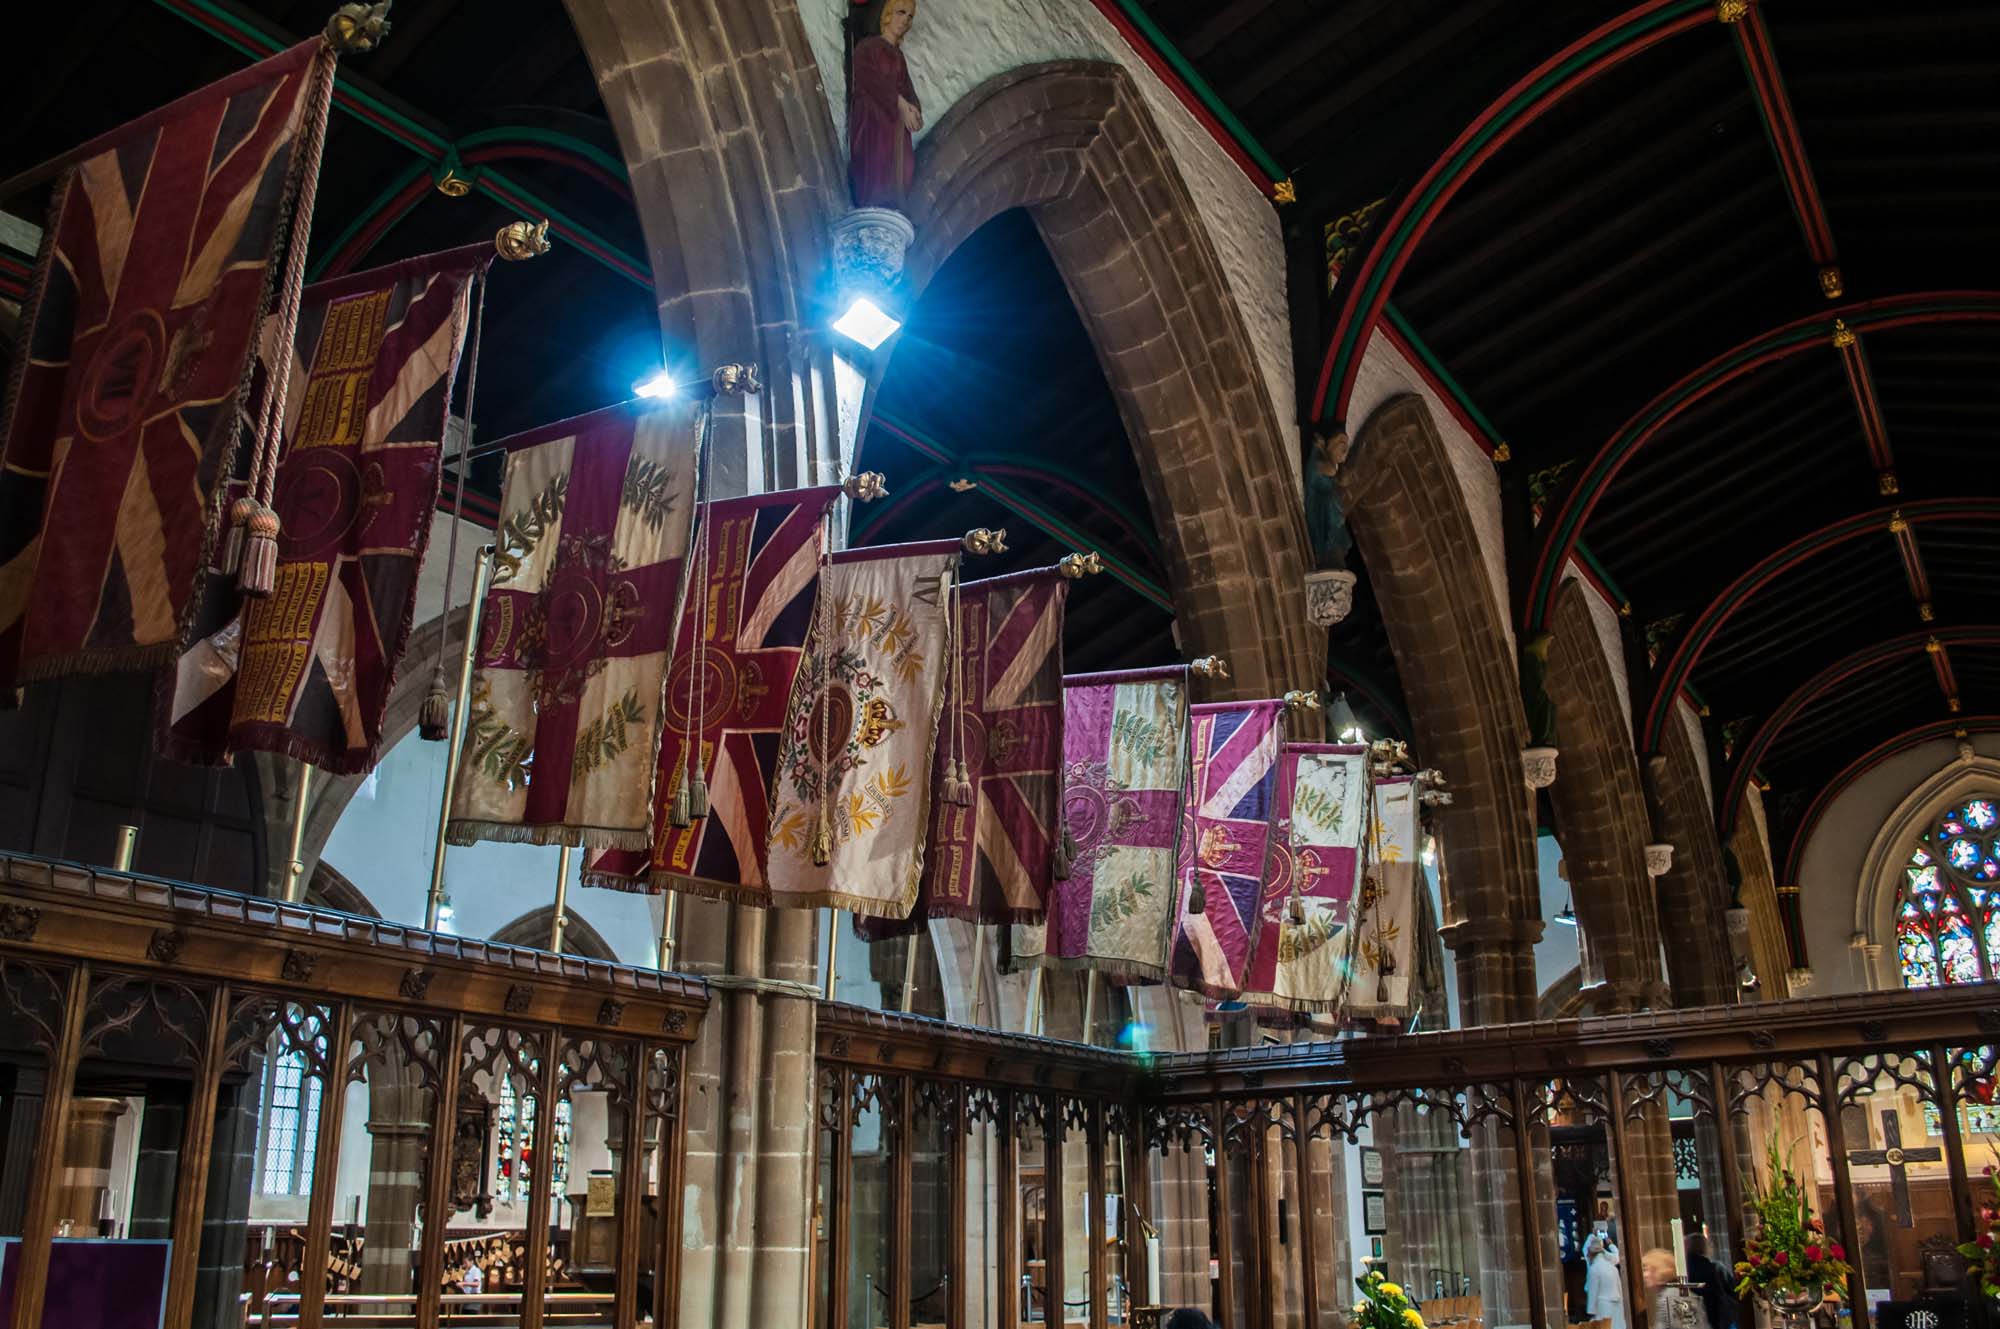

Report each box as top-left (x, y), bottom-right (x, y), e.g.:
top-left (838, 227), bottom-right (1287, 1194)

top-left (832, 295), bottom-right (901, 350)
top-left (632, 371), bottom-right (678, 399)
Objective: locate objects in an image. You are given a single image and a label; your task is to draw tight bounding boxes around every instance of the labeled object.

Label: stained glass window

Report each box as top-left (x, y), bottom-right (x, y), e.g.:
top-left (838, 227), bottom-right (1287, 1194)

top-left (1898, 796), bottom-right (2000, 989)
top-left (493, 1076), bottom-right (573, 1206)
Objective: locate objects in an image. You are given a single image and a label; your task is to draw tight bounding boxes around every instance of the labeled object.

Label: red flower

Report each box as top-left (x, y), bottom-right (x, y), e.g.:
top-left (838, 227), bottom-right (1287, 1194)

top-left (1804, 1246), bottom-right (1822, 1262)
top-left (1986, 1164), bottom-right (1996, 1177)
top-left (1980, 1233), bottom-right (1995, 1251)
top-left (1830, 1244), bottom-right (1845, 1261)
top-left (1748, 1253), bottom-right (1761, 1266)
top-left (1774, 1252), bottom-right (1790, 1267)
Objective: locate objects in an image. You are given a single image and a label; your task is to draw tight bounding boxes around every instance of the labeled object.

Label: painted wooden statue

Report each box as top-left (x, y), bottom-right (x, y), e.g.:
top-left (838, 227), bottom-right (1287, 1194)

top-left (848, 0), bottom-right (923, 210)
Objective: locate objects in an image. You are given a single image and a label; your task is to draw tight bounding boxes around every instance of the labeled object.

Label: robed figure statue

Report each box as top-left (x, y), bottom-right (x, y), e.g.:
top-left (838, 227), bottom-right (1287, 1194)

top-left (848, 0), bottom-right (923, 210)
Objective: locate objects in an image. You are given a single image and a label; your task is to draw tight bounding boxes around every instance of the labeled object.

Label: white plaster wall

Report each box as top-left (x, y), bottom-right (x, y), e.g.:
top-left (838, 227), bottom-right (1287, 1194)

top-left (1795, 734), bottom-right (2000, 996)
top-left (320, 728), bottom-right (665, 965)
top-left (797, 0), bottom-right (1297, 465)
top-left (1348, 332), bottom-right (1515, 659)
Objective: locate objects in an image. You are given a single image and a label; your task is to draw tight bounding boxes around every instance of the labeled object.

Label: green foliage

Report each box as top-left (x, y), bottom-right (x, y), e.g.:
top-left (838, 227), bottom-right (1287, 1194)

top-left (1110, 710), bottom-right (1167, 767)
top-left (493, 471), bottom-right (569, 584)
top-left (572, 689), bottom-right (646, 781)
top-left (1090, 872), bottom-right (1150, 932)
top-left (1293, 779), bottom-right (1345, 835)
top-left (1351, 1269), bottom-right (1426, 1329)
top-left (465, 685), bottom-right (534, 792)
top-left (1732, 1136), bottom-right (1851, 1300)
top-left (621, 455), bottom-right (680, 531)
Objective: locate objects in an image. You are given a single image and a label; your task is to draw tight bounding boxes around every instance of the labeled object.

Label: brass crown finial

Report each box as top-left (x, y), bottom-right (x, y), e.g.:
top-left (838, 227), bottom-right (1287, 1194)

top-left (326, 2), bottom-right (392, 52)
top-left (1716, 0), bottom-right (1749, 22)
top-left (1272, 179), bottom-right (1297, 205)
top-left (1831, 318), bottom-right (1857, 349)
top-left (710, 363), bottom-right (762, 396)
top-left (495, 219), bottom-right (551, 261)
top-left (1057, 551), bottom-right (1105, 579)
top-left (843, 472), bottom-right (888, 502)
top-left (1283, 689), bottom-right (1322, 711)
top-left (962, 528), bottom-right (1008, 556)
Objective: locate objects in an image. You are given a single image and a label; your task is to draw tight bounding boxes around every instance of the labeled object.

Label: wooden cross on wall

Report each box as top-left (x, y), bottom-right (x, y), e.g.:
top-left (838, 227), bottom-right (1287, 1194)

top-left (1847, 1108), bottom-right (1942, 1228)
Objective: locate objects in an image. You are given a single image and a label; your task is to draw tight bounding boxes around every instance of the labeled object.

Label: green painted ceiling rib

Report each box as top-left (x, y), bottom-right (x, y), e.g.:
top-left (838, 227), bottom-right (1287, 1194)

top-left (1100, 0), bottom-right (1288, 183)
top-left (153, 0), bottom-right (651, 288)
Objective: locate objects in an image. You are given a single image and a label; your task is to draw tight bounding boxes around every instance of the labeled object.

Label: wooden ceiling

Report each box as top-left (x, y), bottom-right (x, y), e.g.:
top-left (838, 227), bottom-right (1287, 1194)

top-left (1134, 0), bottom-right (2000, 871)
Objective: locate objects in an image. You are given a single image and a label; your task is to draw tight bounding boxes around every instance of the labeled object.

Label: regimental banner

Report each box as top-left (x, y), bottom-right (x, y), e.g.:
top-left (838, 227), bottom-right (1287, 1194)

top-left (1013, 666), bottom-right (1189, 981)
top-left (857, 567), bottom-right (1068, 940)
top-left (161, 244), bottom-right (489, 773)
top-left (1241, 743), bottom-right (1368, 1012)
top-left (446, 399), bottom-right (701, 849)
top-left (1345, 774), bottom-right (1420, 1023)
top-left (1169, 699), bottom-right (1287, 999)
top-left (0, 40), bottom-right (323, 689)
top-left (764, 541), bottom-right (960, 917)
top-left (580, 485), bottom-right (840, 897)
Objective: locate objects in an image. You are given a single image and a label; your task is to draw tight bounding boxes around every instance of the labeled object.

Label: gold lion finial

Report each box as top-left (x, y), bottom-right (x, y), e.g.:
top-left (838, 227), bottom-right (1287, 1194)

top-left (843, 472), bottom-right (888, 502)
top-left (710, 363), bottom-right (762, 396)
top-left (495, 218), bottom-right (551, 261)
top-left (326, 2), bottom-right (392, 52)
top-left (1283, 689), bottom-right (1322, 711)
top-left (1057, 551), bottom-right (1105, 579)
top-left (962, 528), bottom-right (1008, 556)
top-left (1831, 318), bottom-right (1856, 349)
top-left (1190, 656), bottom-right (1230, 680)
top-left (1715, 0), bottom-right (1749, 22)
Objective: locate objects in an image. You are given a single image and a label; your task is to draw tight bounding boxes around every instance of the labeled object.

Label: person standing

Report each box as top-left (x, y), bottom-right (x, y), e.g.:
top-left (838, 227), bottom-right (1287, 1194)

top-left (1586, 1233), bottom-right (1629, 1329)
top-left (1685, 1232), bottom-right (1738, 1329)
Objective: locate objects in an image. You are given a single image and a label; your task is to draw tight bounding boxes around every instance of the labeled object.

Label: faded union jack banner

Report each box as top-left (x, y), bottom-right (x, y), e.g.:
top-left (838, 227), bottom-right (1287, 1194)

top-left (858, 567), bottom-right (1068, 941)
top-left (581, 485), bottom-right (840, 897)
top-left (1240, 743), bottom-right (1368, 1012)
top-left (162, 244), bottom-right (489, 773)
top-left (0, 41), bottom-right (323, 688)
top-left (1012, 666), bottom-right (1189, 981)
top-left (447, 399), bottom-right (700, 850)
top-left (1169, 699), bottom-right (1286, 999)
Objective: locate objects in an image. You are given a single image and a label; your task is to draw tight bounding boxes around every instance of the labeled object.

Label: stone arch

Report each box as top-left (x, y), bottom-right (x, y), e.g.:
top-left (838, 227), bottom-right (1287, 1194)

top-left (874, 60), bottom-right (1320, 700)
top-left (305, 860), bottom-right (380, 918)
top-left (1538, 966), bottom-right (1587, 1021)
top-left (491, 904), bottom-right (618, 962)
top-left (1339, 393), bottom-right (1539, 1024)
top-left (1647, 708), bottom-right (1735, 1007)
top-left (1545, 578), bottom-right (1663, 1012)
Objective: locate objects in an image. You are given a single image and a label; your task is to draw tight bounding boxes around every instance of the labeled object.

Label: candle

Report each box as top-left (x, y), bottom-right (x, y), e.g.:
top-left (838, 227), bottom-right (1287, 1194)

top-left (1147, 1236), bottom-right (1162, 1305)
top-left (1671, 1219), bottom-right (1687, 1280)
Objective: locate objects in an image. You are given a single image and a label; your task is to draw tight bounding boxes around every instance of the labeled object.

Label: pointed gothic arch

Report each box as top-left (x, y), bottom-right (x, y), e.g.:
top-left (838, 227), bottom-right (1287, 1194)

top-left (1339, 393), bottom-right (1539, 1023)
top-left (1544, 578), bottom-right (1663, 1011)
top-left (876, 60), bottom-right (1322, 700)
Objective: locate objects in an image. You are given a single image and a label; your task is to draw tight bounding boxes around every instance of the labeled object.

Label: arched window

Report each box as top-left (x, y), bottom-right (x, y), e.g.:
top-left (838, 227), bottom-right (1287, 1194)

top-left (1898, 796), bottom-right (2000, 988)
top-left (493, 1076), bottom-right (572, 1206)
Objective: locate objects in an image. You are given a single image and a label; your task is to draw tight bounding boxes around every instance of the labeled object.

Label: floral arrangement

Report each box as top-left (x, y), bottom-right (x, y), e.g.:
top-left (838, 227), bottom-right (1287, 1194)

top-left (1956, 1162), bottom-right (2000, 1296)
top-left (1352, 1269), bottom-right (1426, 1329)
top-left (1733, 1138), bottom-right (1851, 1301)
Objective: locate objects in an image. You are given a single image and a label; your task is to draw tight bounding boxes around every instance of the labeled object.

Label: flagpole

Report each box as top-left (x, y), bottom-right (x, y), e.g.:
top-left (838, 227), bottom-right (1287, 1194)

top-left (1082, 970), bottom-right (1098, 1045)
top-left (427, 545), bottom-right (491, 931)
top-left (284, 763), bottom-right (312, 904)
top-left (1026, 966), bottom-right (1046, 1037)
top-left (656, 893), bottom-right (680, 971)
top-left (549, 845), bottom-right (573, 954)
top-left (822, 908), bottom-right (841, 1001)
top-left (901, 930), bottom-right (920, 1012)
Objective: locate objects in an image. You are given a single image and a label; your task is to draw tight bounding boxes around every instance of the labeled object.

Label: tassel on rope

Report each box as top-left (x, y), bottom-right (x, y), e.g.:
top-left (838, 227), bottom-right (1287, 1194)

top-left (688, 770), bottom-right (710, 820)
top-left (810, 813), bottom-right (833, 867)
top-left (238, 503), bottom-right (282, 597)
top-left (951, 758), bottom-right (973, 806)
top-left (222, 495), bottom-right (259, 574)
top-left (670, 775), bottom-right (692, 829)
top-left (1289, 893), bottom-right (1307, 926)
top-left (1186, 880), bottom-right (1206, 915)
top-left (239, 41), bottom-right (338, 595)
top-left (418, 678), bottom-right (451, 742)
top-left (1052, 827), bottom-right (1076, 881)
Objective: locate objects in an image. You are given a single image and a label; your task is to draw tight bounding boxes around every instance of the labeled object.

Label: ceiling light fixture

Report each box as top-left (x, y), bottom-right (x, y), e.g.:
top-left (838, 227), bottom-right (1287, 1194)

top-left (832, 295), bottom-right (901, 351)
top-left (632, 371), bottom-right (678, 399)
top-left (1554, 893), bottom-right (1577, 926)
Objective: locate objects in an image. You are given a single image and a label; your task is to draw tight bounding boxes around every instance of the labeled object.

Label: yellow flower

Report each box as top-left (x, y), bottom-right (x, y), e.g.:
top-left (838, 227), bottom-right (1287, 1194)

top-left (1381, 1283), bottom-right (1404, 1299)
top-left (1403, 1311), bottom-right (1425, 1328)
top-left (1354, 1304), bottom-right (1370, 1316)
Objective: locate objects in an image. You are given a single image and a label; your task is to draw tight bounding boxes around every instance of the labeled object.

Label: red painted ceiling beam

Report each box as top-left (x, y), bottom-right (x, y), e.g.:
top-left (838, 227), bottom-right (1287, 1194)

top-left (1833, 325), bottom-right (1897, 492)
top-left (1731, 5), bottom-right (1839, 274)
top-left (1640, 498), bottom-right (2000, 753)
top-left (1927, 636), bottom-right (1962, 714)
top-left (1888, 509), bottom-right (1934, 613)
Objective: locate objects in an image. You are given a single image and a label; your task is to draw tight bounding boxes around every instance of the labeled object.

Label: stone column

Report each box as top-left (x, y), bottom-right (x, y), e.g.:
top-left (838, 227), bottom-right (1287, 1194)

top-left (128, 1099), bottom-right (187, 1240)
top-left (193, 1074), bottom-right (262, 1329)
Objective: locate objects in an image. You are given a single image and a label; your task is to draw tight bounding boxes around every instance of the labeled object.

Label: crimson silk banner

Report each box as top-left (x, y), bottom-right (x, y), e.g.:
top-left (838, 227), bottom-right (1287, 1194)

top-left (0, 41), bottom-right (323, 689)
top-left (1240, 743), bottom-right (1368, 1012)
top-left (161, 244), bottom-right (489, 772)
top-left (581, 485), bottom-right (840, 897)
top-left (447, 399), bottom-right (701, 849)
top-left (857, 567), bottom-right (1068, 941)
top-left (1169, 699), bottom-right (1286, 999)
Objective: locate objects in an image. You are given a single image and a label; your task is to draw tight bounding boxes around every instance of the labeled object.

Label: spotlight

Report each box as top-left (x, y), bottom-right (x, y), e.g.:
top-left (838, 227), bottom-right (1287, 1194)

top-left (832, 295), bottom-right (901, 350)
top-left (632, 371), bottom-right (678, 399)
top-left (1553, 893), bottom-right (1577, 926)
